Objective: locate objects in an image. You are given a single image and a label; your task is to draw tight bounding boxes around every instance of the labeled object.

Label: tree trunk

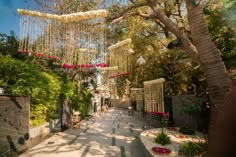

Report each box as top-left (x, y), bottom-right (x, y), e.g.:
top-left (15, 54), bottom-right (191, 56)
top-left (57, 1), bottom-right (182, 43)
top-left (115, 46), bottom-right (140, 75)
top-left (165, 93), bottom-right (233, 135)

top-left (147, 0), bottom-right (232, 103)
top-left (212, 79), bottom-right (236, 157)
top-left (61, 99), bottom-right (72, 131)
top-left (184, 0), bottom-right (232, 155)
top-left (147, 0), bottom-right (232, 155)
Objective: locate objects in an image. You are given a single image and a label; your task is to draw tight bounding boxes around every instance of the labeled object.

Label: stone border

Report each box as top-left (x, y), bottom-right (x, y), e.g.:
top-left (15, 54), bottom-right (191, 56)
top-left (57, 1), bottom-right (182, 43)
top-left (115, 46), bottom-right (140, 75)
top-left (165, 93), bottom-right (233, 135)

top-left (140, 128), bottom-right (205, 157)
top-left (29, 119), bottom-right (60, 139)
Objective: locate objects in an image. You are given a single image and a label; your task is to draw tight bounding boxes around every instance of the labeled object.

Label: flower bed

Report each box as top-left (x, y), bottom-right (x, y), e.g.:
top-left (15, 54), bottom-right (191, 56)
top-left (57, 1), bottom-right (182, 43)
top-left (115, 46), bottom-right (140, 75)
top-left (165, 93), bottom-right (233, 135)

top-left (140, 128), bottom-right (204, 157)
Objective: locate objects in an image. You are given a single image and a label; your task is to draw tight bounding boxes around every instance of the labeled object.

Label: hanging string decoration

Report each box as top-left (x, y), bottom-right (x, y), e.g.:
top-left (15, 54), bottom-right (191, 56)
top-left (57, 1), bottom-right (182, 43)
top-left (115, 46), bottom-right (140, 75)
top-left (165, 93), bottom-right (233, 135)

top-left (108, 77), bottom-right (118, 99)
top-left (17, 9), bottom-right (108, 72)
top-left (143, 78), bottom-right (166, 121)
top-left (75, 21), bottom-right (107, 73)
top-left (130, 88), bottom-right (144, 113)
top-left (108, 38), bottom-right (132, 79)
top-left (98, 63), bottom-right (119, 99)
top-left (17, 9), bottom-right (108, 23)
top-left (124, 78), bottom-right (131, 98)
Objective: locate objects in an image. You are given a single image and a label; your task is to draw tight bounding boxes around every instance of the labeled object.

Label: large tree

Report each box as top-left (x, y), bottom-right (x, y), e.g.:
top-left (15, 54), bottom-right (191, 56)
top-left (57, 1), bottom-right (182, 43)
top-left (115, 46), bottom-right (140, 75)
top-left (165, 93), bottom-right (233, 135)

top-left (107, 0), bottom-right (233, 155)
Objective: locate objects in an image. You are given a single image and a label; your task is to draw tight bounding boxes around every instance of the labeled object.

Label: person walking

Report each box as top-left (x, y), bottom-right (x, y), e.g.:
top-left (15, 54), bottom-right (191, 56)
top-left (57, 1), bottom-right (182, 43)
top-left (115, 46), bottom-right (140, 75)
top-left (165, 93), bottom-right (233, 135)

top-left (128, 105), bottom-right (133, 116)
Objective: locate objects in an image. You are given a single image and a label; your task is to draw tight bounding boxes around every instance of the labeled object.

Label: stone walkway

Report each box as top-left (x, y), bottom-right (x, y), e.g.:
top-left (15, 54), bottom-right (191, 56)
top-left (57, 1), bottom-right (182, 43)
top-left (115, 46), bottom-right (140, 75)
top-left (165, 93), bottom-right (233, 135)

top-left (19, 108), bottom-right (153, 157)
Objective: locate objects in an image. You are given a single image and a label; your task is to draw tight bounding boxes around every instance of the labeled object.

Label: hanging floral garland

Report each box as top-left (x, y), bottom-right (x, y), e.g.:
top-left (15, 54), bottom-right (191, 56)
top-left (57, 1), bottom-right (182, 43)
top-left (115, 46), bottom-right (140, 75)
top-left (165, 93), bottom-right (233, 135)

top-left (143, 78), bottom-right (166, 120)
top-left (17, 8), bottom-right (108, 74)
top-left (108, 38), bottom-right (133, 79)
top-left (107, 38), bottom-right (131, 51)
top-left (17, 9), bottom-right (108, 23)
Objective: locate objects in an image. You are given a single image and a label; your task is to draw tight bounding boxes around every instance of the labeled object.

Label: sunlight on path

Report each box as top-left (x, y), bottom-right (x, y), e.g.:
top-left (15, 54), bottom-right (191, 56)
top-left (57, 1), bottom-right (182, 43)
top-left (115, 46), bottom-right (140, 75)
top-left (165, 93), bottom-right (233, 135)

top-left (19, 108), bottom-right (152, 157)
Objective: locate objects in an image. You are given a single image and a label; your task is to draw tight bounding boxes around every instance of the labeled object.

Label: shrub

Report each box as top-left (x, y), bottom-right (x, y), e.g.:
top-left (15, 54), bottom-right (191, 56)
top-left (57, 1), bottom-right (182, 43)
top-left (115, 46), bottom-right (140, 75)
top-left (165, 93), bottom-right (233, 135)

top-left (179, 126), bottom-right (195, 135)
top-left (154, 132), bottom-right (171, 146)
top-left (179, 142), bottom-right (202, 157)
top-left (0, 56), bottom-right (62, 126)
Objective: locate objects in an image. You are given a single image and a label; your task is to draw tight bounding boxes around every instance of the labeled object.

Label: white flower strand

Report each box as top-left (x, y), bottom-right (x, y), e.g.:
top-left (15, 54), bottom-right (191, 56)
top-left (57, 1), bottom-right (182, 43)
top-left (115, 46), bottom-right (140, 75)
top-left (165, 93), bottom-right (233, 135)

top-left (17, 9), bottom-right (108, 23)
top-left (97, 66), bottom-right (118, 71)
top-left (108, 38), bottom-right (132, 51)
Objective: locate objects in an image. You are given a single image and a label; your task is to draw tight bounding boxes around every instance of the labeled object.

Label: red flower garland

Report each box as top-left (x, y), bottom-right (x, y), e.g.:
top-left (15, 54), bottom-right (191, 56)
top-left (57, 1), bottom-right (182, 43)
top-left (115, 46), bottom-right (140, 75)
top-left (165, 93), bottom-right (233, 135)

top-left (152, 147), bottom-right (171, 154)
top-left (176, 135), bottom-right (184, 139)
top-left (48, 55), bottom-right (61, 61)
top-left (36, 53), bottom-right (44, 57)
top-left (62, 63), bottom-right (74, 69)
top-left (28, 52), bottom-right (33, 56)
top-left (108, 72), bottom-right (132, 79)
top-left (96, 63), bottom-right (100, 67)
top-left (103, 63), bottom-right (108, 67)
top-left (96, 63), bottom-right (109, 67)
top-left (144, 111), bottom-right (169, 118)
top-left (17, 50), bottom-right (27, 54)
top-left (77, 64), bottom-right (96, 69)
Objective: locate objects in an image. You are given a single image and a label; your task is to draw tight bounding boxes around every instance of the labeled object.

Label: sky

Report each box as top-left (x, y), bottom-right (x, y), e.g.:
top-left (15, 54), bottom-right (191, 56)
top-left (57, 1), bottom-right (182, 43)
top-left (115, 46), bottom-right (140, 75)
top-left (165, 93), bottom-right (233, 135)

top-left (0, 0), bottom-right (125, 37)
top-left (0, 0), bottom-right (28, 36)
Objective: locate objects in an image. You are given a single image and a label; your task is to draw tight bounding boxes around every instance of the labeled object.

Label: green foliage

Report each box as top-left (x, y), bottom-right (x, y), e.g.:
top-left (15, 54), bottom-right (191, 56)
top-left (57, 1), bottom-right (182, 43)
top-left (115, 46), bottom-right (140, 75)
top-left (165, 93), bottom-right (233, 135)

top-left (179, 126), bottom-right (195, 135)
top-left (0, 31), bottom-right (18, 56)
top-left (0, 56), bottom-right (62, 126)
top-left (116, 77), bottom-right (126, 97)
top-left (222, 0), bottom-right (236, 26)
top-left (179, 142), bottom-right (202, 157)
top-left (205, 2), bottom-right (236, 69)
top-left (0, 56), bottom-right (42, 95)
top-left (79, 90), bottom-right (93, 116)
top-left (106, 1), bottom-right (201, 98)
top-left (0, 30), bottom-right (95, 126)
top-left (60, 74), bottom-right (77, 100)
top-left (154, 132), bottom-right (171, 146)
top-left (30, 72), bottom-right (61, 124)
top-left (159, 50), bottom-right (194, 96)
top-left (30, 104), bottom-right (49, 126)
top-left (71, 83), bottom-right (93, 117)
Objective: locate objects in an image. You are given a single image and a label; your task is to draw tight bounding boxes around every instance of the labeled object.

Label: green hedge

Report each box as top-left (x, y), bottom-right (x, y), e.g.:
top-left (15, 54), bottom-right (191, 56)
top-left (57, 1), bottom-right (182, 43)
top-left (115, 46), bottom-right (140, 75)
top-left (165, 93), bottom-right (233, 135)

top-left (0, 56), bottom-right (62, 126)
top-left (0, 56), bottom-right (93, 126)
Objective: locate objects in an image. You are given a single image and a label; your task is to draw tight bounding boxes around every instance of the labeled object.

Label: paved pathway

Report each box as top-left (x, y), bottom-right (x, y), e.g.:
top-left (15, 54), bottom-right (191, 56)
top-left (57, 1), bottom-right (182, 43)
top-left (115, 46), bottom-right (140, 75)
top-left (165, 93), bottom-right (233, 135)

top-left (19, 108), bottom-right (153, 157)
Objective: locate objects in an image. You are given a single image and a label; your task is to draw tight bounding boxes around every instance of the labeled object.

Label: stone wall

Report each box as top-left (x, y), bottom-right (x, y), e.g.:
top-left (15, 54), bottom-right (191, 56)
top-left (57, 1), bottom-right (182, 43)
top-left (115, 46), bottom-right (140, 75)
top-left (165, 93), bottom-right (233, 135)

top-left (0, 95), bottom-right (30, 157)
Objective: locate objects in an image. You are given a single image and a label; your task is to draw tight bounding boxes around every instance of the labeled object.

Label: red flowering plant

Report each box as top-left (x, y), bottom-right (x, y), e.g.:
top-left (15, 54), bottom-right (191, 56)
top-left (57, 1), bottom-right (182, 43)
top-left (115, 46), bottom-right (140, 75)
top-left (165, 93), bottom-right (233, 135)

top-left (153, 112), bottom-right (171, 146)
top-left (144, 111), bottom-right (170, 133)
top-left (157, 112), bottom-right (169, 134)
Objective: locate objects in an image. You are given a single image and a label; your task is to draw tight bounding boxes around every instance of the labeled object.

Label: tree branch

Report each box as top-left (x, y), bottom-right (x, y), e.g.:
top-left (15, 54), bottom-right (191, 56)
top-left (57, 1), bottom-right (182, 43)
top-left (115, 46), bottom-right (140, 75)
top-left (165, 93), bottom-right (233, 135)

top-left (175, 0), bottom-right (182, 18)
top-left (129, 0), bottom-right (135, 4)
top-left (106, 1), bottom-right (147, 23)
top-left (147, 0), bottom-right (198, 61)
